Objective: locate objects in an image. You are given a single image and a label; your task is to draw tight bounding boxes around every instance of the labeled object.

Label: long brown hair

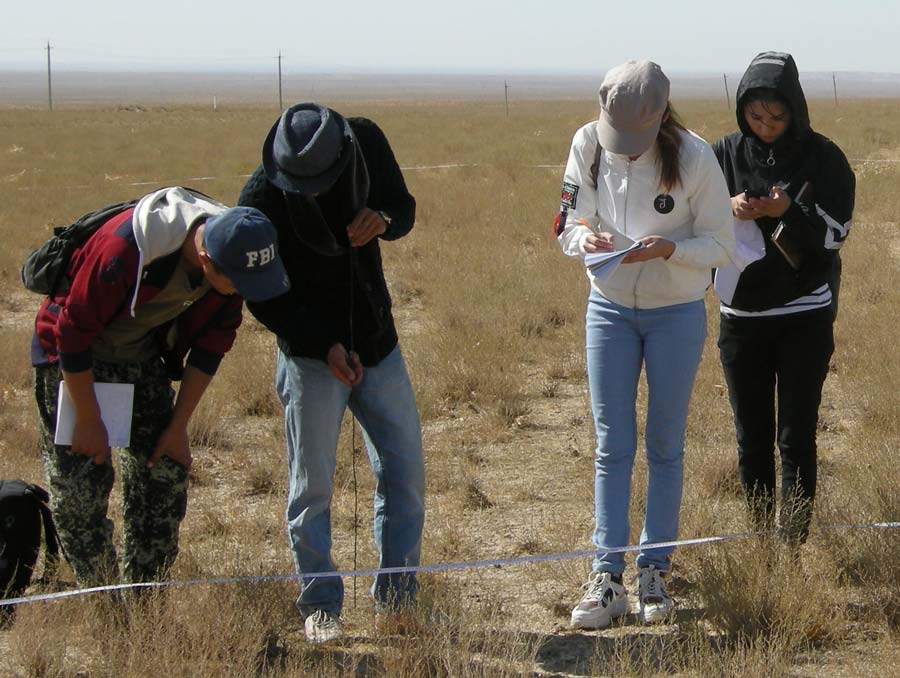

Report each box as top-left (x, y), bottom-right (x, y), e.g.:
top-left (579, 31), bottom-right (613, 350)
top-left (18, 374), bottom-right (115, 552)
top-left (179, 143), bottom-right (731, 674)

top-left (655, 104), bottom-right (686, 193)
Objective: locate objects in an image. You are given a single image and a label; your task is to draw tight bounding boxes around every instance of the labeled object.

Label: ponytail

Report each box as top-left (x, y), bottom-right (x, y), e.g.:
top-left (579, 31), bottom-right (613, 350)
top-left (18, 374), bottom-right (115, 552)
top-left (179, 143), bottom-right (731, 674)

top-left (656, 104), bottom-right (686, 193)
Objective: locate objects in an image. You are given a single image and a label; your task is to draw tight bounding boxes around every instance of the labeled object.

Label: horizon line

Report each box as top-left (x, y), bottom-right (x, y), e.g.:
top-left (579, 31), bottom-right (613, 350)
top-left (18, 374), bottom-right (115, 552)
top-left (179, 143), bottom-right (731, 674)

top-left (3, 66), bottom-right (900, 77)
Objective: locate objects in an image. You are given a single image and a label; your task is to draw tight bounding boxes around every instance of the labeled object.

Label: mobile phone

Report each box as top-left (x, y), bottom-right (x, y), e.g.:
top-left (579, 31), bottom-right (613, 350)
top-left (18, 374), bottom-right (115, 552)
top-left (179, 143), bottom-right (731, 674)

top-left (743, 187), bottom-right (769, 200)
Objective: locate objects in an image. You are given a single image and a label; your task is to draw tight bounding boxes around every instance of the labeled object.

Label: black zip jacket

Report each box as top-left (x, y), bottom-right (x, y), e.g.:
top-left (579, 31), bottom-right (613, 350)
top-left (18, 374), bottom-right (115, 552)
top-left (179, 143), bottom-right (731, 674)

top-left (238, 117), bottom-right (415, 366)
top-left (713, 52), bottom-right (855, 312)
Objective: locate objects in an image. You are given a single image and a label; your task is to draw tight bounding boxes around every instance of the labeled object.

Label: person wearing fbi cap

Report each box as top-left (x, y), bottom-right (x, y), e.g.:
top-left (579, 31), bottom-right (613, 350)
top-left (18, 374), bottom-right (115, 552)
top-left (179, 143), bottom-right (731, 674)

top-left (556, 61), bottom-right (734, 628)
top-left (31, 187), bottom-right (288, 587)
top-left (238, 103), bottom-right (424, 643)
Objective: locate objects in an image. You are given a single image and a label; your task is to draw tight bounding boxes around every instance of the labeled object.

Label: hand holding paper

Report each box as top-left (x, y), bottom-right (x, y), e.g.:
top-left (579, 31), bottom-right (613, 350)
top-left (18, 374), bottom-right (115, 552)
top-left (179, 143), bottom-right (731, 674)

top-left (622, 236), bottom-right (675, 263)
top-left (583, 231), bottom-right (615, 254)
top-left (72, 418), bottom-right (111, 465)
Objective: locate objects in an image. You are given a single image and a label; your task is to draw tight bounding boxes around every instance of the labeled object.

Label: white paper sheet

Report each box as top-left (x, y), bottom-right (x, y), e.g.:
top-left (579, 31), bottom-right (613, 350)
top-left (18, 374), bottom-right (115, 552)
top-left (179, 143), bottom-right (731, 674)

top-left (54, 382), bottom-right (134, 448)
top-left (584, 241), bottom-right (643, 282)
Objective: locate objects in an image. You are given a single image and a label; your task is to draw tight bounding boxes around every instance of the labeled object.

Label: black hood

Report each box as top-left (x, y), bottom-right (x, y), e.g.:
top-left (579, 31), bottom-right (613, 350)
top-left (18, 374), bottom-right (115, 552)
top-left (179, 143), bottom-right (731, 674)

top-left (735, 52), bottom-right (811, 144)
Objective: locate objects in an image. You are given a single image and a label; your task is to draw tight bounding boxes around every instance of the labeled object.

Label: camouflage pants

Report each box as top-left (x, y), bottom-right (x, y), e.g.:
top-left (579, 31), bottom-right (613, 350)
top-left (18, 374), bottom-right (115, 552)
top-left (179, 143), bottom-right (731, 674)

top-left (35, 358), bottom-right (188, 586)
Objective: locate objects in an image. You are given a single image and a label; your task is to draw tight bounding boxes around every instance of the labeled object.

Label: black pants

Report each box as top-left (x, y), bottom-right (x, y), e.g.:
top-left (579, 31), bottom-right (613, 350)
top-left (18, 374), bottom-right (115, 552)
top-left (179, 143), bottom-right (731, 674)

top-left (718, 308), bottom-right (834, 542)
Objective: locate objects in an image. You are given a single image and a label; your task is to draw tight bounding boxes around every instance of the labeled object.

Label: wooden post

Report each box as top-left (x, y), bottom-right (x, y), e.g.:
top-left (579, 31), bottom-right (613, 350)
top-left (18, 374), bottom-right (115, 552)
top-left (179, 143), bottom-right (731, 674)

top-left (277, 51), bottom-right (284, 111)
top-left (46, 41), bottom-right (53, 111)
top-left (723, 73), bottom-right (730, 110)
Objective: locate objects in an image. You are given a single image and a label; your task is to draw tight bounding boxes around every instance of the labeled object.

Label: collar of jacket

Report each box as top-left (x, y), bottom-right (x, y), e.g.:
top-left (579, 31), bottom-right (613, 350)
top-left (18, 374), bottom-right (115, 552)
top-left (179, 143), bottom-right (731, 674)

top-left (744, 132), bottom-right (807, 171)
top-left (603, 141), bottom-right (659, 169)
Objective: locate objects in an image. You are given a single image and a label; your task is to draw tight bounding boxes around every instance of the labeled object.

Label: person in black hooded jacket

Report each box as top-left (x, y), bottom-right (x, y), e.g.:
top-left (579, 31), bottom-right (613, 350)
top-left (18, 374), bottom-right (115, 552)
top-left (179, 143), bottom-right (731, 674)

top-left (712, 52), bottom-right (855, 544)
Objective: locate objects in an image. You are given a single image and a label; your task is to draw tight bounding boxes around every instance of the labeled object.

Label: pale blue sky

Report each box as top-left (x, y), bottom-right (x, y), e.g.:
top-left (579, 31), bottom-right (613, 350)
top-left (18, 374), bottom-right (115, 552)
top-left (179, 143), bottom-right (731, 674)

top-left (2, 0), bottom-right (897, 74)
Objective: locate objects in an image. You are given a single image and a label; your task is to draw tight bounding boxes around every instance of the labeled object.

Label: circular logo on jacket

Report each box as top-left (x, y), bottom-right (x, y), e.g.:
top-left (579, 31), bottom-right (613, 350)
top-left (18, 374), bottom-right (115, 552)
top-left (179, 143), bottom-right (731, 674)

top-left (654, 194), bottom-right (675, 214)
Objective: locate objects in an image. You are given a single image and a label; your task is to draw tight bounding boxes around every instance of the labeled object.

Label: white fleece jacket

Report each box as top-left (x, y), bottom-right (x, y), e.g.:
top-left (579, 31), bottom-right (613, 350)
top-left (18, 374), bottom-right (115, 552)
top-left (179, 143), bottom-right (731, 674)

top-left (558, 122), bottom-right (734, 309)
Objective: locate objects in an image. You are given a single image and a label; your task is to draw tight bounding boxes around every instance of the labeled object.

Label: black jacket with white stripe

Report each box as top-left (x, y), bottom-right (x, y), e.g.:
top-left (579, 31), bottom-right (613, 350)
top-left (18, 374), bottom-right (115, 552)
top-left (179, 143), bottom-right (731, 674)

top-left (713, 52), bottom-right (855, 314)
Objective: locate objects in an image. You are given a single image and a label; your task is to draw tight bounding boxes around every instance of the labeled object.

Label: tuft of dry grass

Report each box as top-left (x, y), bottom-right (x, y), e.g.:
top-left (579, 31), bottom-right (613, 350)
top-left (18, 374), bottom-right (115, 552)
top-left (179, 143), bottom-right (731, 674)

top-left (696, 539), bottom-right (845, 647)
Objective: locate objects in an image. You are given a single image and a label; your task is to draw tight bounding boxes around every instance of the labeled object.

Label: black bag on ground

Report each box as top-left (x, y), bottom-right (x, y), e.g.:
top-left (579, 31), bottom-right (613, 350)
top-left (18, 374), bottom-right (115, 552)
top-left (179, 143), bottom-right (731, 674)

top-left (20, 199), bottom-right (139, 296)
top-left (0, 480), bottom-right (60, 610)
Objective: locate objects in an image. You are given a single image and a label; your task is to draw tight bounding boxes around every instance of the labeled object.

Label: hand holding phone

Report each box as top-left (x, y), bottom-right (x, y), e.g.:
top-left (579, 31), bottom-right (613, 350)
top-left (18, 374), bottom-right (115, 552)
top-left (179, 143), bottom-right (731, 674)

top-left (743, 186), bottom-right (770, 200)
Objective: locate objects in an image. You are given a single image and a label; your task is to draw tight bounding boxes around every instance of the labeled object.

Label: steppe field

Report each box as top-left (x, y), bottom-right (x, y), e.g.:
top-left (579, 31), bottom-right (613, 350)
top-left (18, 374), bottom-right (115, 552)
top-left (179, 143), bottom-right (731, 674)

top-left (0, 95), bottom-right (899, 677)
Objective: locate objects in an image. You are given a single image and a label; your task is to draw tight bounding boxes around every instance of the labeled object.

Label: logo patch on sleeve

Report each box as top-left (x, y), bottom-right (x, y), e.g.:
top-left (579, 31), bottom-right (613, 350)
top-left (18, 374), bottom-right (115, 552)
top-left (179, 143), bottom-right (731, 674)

top-left (654, 194), bottom-right (675, 214)
top-left (561, 182), bottom-right (579, 210)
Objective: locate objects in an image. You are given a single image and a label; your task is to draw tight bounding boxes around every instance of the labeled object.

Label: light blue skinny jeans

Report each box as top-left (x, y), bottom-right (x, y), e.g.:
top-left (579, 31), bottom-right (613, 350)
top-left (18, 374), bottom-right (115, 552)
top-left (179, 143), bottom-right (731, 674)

top-left (585, 290), bottom-right (706, 574)
top-left (275, 344), bottom-right (426, 617)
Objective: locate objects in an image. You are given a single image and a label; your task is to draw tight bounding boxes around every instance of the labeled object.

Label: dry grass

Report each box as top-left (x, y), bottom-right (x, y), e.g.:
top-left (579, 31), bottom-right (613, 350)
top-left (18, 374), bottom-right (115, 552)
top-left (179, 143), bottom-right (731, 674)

top-left (1, 97), bottom-right (899, 676)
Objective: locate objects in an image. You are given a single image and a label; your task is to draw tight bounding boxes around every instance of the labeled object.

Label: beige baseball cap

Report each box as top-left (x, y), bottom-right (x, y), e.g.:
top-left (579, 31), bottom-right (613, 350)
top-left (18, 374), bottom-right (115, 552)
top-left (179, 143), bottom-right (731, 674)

top-left (597, 60), bottom-right (670, 156)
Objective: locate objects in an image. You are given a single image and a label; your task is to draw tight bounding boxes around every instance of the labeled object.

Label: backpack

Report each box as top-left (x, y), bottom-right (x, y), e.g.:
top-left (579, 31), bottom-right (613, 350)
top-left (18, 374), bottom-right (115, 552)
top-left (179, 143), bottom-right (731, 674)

top-left (20, 199), bottom-right (139, 296)
top-left (0, 480), bottom-right (60, 618)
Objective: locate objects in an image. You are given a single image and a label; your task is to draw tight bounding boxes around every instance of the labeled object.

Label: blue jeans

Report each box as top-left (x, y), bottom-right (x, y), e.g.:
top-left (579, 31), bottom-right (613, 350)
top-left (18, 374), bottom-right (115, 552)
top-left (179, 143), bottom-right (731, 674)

top-left (585, 291), bottom-right (706, 574)
top-left (275, 345), bottom-right (426, 617)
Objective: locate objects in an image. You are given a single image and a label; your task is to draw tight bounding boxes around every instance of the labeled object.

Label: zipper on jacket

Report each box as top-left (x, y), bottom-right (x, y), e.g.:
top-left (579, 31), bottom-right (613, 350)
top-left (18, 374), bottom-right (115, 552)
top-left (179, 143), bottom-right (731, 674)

top-left (623, 160), bottom-right (632, 237)
top-left (624, 159), bottom-right (641, 307)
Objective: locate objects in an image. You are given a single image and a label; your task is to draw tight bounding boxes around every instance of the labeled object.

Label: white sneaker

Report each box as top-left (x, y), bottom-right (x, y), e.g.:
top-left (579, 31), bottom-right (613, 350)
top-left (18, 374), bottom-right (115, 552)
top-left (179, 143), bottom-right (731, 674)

top-left (304, 609), bottom-right (344, 643)
top-left (571, 571), bottom-right (628, 629)
top-left (637, 565), bottom-right (674, 623)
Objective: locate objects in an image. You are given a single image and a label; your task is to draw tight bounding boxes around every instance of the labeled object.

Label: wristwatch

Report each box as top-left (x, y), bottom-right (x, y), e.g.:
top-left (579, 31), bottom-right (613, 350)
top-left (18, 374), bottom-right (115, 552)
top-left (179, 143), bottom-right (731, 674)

top-left (377, 211), bottom-right (393, 229)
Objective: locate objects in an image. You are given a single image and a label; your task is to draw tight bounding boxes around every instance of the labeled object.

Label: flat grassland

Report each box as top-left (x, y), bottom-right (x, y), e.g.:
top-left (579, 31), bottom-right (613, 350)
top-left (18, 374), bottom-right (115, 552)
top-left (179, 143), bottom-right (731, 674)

top-left (1, 99), bottom-right (899, 676)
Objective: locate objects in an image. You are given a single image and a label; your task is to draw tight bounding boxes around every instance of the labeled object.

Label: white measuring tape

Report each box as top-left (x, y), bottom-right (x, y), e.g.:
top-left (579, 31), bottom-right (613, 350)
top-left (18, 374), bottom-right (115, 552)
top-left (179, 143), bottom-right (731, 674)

top-left (3, 521), bottom-right (897, 607)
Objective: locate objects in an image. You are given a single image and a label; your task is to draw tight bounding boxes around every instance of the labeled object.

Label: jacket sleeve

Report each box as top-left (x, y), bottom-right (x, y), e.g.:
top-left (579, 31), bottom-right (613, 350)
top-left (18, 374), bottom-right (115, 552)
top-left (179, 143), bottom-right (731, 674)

top-left (244, 292), bottom-right (336, 362)
top-left (667, 141), bottom-right (735, 269)
top-left (54, 230), bottom-right (138, 372)
top-left (779, 139), bottom-right (855, 261)
top-left (181, 293), bottom-right (244, 376)
top-left (556, 124), bottom-right (601, 258)
top-left (352, 119), bottom-right (416, 241)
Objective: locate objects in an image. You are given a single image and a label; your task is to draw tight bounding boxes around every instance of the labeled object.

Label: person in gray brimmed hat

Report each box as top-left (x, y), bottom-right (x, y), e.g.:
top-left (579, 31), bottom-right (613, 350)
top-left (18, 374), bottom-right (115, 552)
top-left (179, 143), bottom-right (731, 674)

top-left (555, 61), bottom-right (734, 628)
top-left (29, 187), bottom-right (288, 587)
top-left (238, 103), bottom-right (424, 643)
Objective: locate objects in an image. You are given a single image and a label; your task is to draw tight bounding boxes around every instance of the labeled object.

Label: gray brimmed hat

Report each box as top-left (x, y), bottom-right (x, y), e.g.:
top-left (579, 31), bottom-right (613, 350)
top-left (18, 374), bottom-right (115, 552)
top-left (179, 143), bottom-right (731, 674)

top-left (597, 60), bottom-right (670, 156)
top-left (262, 102), bottom-right (355, 195)
top-left (203, 206), bottom-right (290, 302)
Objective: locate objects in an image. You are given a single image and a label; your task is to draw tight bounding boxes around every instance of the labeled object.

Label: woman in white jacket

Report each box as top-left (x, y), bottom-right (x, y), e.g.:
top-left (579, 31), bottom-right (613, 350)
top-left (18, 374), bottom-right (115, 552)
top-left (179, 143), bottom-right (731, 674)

top-left (557, 61), bottom-right (734, 628)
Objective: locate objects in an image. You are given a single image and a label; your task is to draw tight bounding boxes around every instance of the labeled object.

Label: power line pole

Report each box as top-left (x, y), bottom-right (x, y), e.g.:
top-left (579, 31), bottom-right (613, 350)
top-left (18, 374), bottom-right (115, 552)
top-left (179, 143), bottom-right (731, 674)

top-left (277, 51), bottom-right (284, 111)
top-left (46, 41), bottom-right (53, 111)
top-left (723, 73), bottom-right (730, 110)
top-left (832, 72), bottom-right (838, 107)
top-left (504, 80), bottom-right (509, 118)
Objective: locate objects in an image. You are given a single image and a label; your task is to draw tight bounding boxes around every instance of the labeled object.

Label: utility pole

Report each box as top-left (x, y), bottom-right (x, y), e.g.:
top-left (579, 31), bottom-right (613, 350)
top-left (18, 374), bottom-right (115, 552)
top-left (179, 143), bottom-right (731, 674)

top-left (277, 51), bottom-right (284, 111)
top-left (46, 41), bottom-right (53, 111)
top-left (832, 72), bottom-right (838, 107)
top-left (723, 73), bottom-right (730, 110)
top-left (504, 80), bottom-right (509, 118)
